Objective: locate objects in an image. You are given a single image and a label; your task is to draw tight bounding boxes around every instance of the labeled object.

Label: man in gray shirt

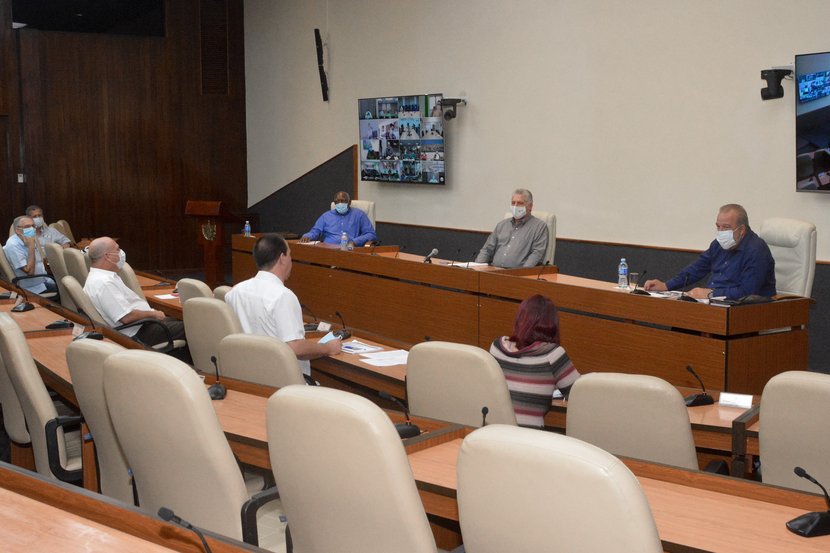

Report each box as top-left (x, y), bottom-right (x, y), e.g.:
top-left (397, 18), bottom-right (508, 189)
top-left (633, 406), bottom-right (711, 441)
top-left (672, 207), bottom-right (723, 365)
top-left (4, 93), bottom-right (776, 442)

top-left (475, 188), bottom-right (549, 268)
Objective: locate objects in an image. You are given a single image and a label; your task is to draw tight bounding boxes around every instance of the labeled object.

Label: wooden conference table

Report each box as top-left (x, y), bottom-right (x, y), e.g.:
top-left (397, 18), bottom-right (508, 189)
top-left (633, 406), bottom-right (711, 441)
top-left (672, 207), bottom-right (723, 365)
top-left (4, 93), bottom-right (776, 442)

top-left (231, 235), bottom-right (810, 395)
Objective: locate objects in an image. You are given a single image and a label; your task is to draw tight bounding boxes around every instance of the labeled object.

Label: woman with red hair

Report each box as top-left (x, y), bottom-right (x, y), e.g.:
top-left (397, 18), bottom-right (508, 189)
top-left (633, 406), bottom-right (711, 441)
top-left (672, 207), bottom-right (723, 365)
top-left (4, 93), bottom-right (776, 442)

top-left (490, 294), bottom-right (580, 427)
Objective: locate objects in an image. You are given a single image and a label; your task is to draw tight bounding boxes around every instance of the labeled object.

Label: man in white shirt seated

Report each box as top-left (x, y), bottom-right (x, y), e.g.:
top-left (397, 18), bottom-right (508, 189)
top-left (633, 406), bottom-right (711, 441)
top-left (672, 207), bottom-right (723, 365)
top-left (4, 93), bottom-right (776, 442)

top-left (25, 205), bottom-right (71, 249)
top-left (84, 237), bottom-right (190, 362)
top-left (3, 216), bottom-right (57, 294)
top-left (225, 233), bottom-right (341, 376)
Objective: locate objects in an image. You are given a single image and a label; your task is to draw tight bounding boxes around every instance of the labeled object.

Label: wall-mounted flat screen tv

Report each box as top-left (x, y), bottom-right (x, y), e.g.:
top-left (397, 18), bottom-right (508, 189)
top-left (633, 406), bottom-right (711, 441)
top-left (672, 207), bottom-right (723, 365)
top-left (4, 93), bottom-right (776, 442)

top-left (796, 51), bottom-right (830, 192)
top-left (358, 94), bottom-right (446, 185)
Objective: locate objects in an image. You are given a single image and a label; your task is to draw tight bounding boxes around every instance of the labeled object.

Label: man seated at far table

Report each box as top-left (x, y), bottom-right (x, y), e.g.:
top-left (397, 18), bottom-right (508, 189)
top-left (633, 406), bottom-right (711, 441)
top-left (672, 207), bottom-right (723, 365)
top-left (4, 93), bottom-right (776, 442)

top-left (299, 191), bottom-right (377, 247)
top-left (3, 216), bottom-right (57, 294)
top-left (475, 188), bottom-right (549, 268)
top-left (226, 233), bottom-right (341, 376)
top-left (84, 237), bottom-right (191, 362)
top-left (644, 203), bottom-right (776, 300)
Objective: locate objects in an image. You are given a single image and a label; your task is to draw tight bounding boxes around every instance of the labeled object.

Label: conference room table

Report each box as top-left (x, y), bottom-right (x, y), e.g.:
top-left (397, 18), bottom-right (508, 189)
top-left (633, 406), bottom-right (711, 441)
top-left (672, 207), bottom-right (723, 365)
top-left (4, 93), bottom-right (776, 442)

top-left (231, 235), bottom-right (810, 395)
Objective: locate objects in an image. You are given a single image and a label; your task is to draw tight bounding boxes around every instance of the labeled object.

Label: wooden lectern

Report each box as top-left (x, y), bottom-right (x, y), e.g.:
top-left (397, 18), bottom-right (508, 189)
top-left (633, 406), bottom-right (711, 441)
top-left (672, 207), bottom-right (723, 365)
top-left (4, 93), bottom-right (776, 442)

top-left (185, 200), bottom-right (234, 288)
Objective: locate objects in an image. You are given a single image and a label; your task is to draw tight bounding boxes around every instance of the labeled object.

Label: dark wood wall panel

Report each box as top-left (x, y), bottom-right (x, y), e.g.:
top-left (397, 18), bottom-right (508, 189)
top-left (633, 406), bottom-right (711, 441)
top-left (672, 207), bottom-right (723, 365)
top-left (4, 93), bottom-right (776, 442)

top-left (6, 0), bottom-right (247, 271)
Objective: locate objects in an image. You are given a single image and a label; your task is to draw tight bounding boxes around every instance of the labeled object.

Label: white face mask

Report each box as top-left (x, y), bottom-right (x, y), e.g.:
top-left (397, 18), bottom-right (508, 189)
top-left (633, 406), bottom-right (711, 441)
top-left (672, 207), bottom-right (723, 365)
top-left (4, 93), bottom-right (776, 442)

top-left (32, 217), bottom-right (45, 228)
top-left (109, 249), bottom-right (127, 270)
top-left (511, 205), bottom-right (527, 219)
top-left (716, 229), bottom-right (736, 250)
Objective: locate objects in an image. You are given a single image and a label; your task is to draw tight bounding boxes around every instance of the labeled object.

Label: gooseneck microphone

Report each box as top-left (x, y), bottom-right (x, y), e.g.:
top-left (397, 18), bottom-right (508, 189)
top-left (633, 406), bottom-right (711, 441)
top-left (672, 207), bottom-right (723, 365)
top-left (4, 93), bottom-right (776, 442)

top-left (786, 466), bottom-right (830, 537)
top-left (208, 355), bottom-right (227, 400)
top-left (449, 247), bottom-right (461, 267)
top-left (423, 248), bottom-right (439, 264)
top-left (678, 273), bottom-right (697, 302)
top-left (684, 365), bottom-right (714, 407)
top-left (481, 406), bottom-right (489, 427)
top-left (630, 269), bottom-right (650, 295)
top-left (72, 308), bottom-right (104, 341)
top-left (10, 286), bottom-right (33, 312)
top-left (379, 391), bottom-right (420, 438)
top-left (368, 240), bottom-right (382, 255)
top-left (301, 303), bottom-right (320, 332)
top-left (394, 245), bottom-right (406, 259)
top-left (158, 507), bottom-right (213, 553)
top-left (535, 261), bottom-right (550, 281)
top-left (334, 310), bottom-right (351, 339)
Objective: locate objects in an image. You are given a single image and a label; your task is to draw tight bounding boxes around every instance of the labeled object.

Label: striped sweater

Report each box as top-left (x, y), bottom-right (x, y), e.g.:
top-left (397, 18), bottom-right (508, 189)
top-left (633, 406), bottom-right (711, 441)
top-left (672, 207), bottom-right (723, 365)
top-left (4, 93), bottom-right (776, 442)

top-left (490, 337), bottom-right (581, 428)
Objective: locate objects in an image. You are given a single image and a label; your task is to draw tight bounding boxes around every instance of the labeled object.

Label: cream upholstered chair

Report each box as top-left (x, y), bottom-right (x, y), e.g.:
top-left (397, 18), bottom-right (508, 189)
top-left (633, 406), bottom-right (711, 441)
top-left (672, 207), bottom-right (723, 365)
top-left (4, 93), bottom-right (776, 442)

top-left (66, 339), bottom-right (133, 504)
top-left (177, 277), bottom-right (213, 304)
top-left (566, 372), bottom-right (698, 470)
top-left (218, 334), bottom-right (304, 388)
top-left (213, 285), bottom-right (232, 302)
top-left (62, 275), bottom-right (181, 353)
top-left (44, 242), bottom-right (76, 310)
top-left (0, 313), bottom-right (82, 483)
top-left (407, 341), bottom-right (517, 427)
top-left (182, 297), bottom-right (243, 374)
top-left (759, 371), bottom-right (830, 492)
top-left (50, 220), bottom-right (76, 243)
top-left (331, 199), bottom-right (376, 227)
top-left (0, 332), bottom-right (32, 461)
top-left (267, 385), bottom-right (437, 553)
top-left (503, 209), bottom-right (556, 264)
top-left (63, 247), bottom-right (90, 286)
top-left (757, 218), bottom-right (817, 297)
top-left (103, 350), bottom-right (276, 544)
top-left (117, 262), bottom-right (144, 297)
top-left (457, 425), bottom-right (662, 553)
top-left (0, 249), bottom-right (19, 284)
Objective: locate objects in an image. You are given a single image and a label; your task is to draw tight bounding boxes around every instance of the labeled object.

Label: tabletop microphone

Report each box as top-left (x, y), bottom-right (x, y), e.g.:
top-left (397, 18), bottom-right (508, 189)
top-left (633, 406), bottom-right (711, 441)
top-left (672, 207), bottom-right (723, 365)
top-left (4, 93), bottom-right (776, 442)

top-left (301, 303), bottom-right (320, 331)
top-left (333, 310), bottom-right (351, 339)
top-left (208, 355), bottom-right (226, 400)
top-left (481, 406), bottom-right (489, 427)
top-left (10, 285), bottom-right (33, 312)
top-left (379, 391), bottom-right (420, 438)
top-left (684, 365), bottom-right (714, 407)
top-left (423, 248), bottom-right (439, 264)
top-left (449, 247), bottom-right (461, 267)
top-left (368, 240), bottom-right (382, 255)
top-left (394, 245), bottom-right (406, 259)
top-left (630, 269), bottom-right (650, 295)
top-left (536, 261), bottom-right (550, 280)
top-left (786, 467), bottom-right (830, 537)
top-left (73, 308), bottom-right (104, 341)
top-left (158, 507), bottom-right (214, 553)
top-left (678, 274), bottom-right (698, 302)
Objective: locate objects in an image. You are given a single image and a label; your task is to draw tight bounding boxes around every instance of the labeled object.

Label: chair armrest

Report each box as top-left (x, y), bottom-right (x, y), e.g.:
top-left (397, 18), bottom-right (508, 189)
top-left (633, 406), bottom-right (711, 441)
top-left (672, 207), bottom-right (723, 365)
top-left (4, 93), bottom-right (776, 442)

top-left (115, 317), bottom-right (175, 352)
top-left (45, 415), bottom-right (83, 483)
top-left (240, 486), bottom-right (280, 545)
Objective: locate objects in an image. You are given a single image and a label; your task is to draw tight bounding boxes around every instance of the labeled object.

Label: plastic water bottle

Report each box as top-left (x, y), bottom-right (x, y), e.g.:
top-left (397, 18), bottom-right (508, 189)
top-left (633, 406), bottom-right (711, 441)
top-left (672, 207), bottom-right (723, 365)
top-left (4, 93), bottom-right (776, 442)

top-left (243, 220), bottom-right (251, 238)
top-left (340, 231), bottom-right (348, 251)
top-left (617, 258), bottom-right (629, 288)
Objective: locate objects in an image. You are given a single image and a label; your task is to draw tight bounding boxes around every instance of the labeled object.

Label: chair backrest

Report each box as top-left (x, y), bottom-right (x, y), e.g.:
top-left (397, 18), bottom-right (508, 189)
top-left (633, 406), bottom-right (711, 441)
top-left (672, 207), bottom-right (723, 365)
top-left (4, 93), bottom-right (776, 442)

top-left (757, 217), bottom-right (817, 297)
top-left (182, 297), bottom-right (243, 373)
top-left (566, 372), bottom-right (698, 470)
top-left (103, 349), bottom-right (249, 539)
top-left (406, 341), bottom-right (517, 427)
top-left (61, 275), bottom-right (108, 327)
top-left (212, 285), bottom-right (231, 302)
top-left (117, 262), bottom-right (144, 297)
top-left (7, 223), bottom-right (15, 238)
top-left (218, 334), bottom-right (304, 387)
top-left (44, 242), bottom-right (76, 310)
top-left (0, 249), bottom-right (18, 283)
top-left (0, 313), bottom-right (67, 478)
top-left (51, 219), bottom-right (76, 243)
top-left (66, 339), bottom-right (132, 503)
top-left (0, 328), bottom-right (30, 445)
top-left (177, 278), bottom-right (213, 304)
top-left (331, 199), bottom-right (376, 227)
top-left (457, 425), bottom-right (662, 553)
top-left (267, 385), bottom-right (437, 553)
top-left (63, 248), bottom-right (90, 286)
top-left (760, 371), bottom-right (830, 492)
top-left (503, 210), bottom-right (556, 264)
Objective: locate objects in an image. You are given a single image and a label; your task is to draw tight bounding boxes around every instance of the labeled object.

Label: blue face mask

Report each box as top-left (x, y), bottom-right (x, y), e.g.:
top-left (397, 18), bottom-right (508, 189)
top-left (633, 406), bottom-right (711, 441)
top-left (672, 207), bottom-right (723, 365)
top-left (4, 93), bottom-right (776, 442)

top-left (21, 227), bottom-right (36, 239)
top-left (334, 203), bottom-right (349, 215)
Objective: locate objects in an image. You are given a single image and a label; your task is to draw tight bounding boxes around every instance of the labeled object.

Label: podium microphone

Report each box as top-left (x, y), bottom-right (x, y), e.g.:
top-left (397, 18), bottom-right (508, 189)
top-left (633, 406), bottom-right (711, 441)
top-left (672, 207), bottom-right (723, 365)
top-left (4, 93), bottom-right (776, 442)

top-left (208, 355), bottom-right (227, 400)
top-left (334, 310), bottom-right (351, 339)
top-left (684, 365), bottom-right (714, 407)
top-left (158, 507), bottom-right (213, 553)
top-left (379, 391), bottom-right (420, 438)
top-left (423, 248), bottom-right (439, 264)
top-left (72, 308), bottom-right (104, 341)
top-left (536, 261), bottom-right (550, 281)
top-left (786, 467), bottom-right (830, 537)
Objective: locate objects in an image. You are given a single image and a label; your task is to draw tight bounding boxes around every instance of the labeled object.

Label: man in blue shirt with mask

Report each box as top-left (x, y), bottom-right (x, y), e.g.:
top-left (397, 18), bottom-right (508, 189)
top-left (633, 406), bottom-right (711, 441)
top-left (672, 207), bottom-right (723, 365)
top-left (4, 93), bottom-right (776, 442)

top-left (299, 191), bottom-right (377, 247)
top-left (644, 203), bottom-right (776, 300)
top-left (3, 215), bottom-right (57, 294)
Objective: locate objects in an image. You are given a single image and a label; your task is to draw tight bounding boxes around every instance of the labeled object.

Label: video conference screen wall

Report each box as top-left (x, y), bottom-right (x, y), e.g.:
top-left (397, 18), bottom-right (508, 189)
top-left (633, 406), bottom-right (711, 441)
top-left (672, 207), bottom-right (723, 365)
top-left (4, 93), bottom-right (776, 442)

top-left (358, 94), bottom-right (446, 185)
top-left (795, 51), bottom-right (830, 193)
